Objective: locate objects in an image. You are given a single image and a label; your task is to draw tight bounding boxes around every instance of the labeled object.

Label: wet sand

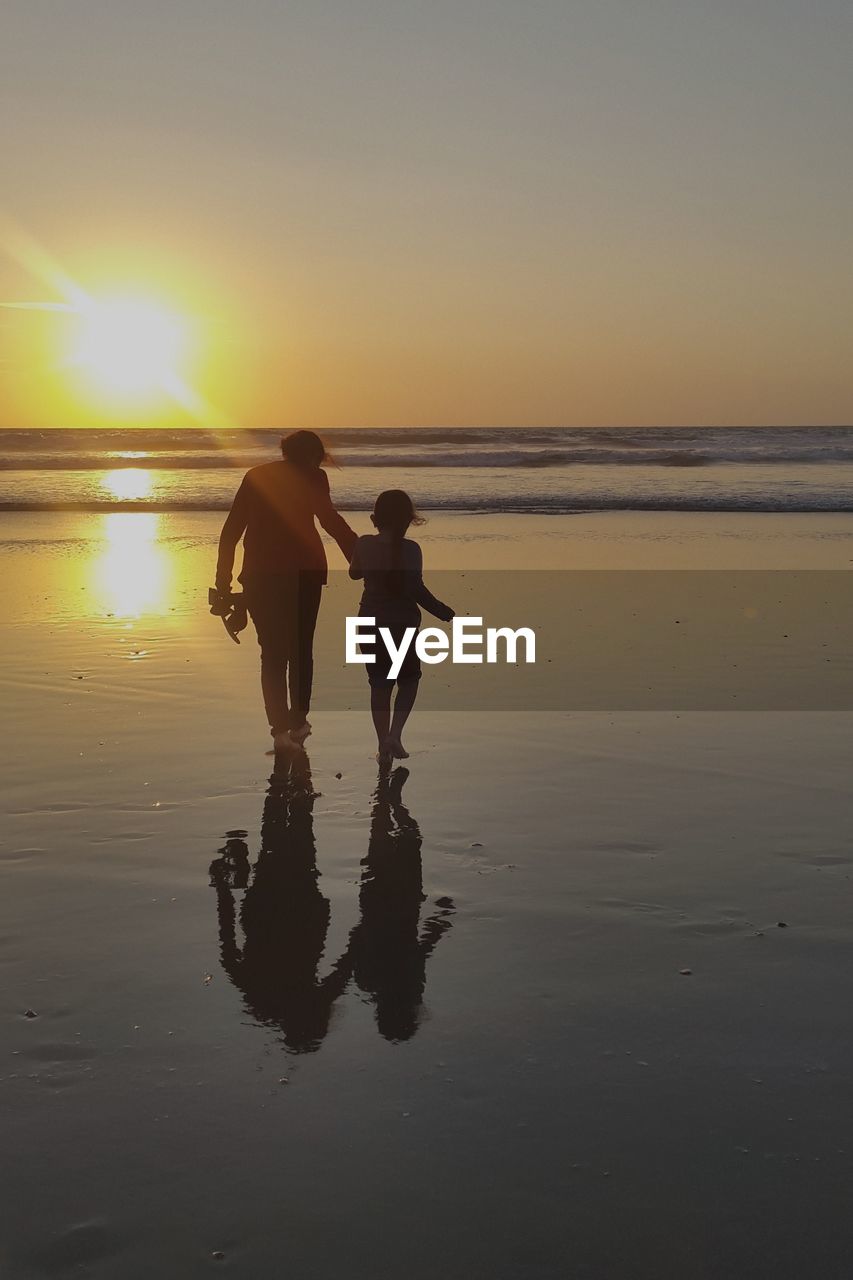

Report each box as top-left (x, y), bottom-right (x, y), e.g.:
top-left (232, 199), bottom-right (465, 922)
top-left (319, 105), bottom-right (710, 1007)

top-left (3, 512), bottom-right (853, 1278)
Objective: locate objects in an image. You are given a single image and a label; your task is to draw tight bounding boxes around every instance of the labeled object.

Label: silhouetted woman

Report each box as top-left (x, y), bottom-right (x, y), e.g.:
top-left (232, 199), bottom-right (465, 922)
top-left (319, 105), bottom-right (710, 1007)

top-left (216, 430), bottom-right (356, 751)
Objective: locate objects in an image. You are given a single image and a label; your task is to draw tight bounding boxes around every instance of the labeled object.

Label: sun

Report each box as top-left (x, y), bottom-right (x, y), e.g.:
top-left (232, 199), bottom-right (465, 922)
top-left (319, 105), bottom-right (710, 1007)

top-left (70, 296), bottom-right (187, 399)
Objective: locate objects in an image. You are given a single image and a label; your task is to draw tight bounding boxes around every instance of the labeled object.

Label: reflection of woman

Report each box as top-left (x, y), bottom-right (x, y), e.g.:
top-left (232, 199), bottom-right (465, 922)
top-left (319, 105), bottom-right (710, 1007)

top-left (209, 753), bottom-right (350, 1053)
top-left (215, 430), bottom-right (356, 751)
top-left (347, 768), bottom-right (455, 1042)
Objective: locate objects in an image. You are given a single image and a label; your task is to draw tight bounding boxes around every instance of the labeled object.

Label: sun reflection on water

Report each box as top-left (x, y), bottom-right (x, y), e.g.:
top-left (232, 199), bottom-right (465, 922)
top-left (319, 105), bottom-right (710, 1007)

top-left (94, 513), bottom-right (172, 617)
top-left (102, 467), bottom-right (153, 501)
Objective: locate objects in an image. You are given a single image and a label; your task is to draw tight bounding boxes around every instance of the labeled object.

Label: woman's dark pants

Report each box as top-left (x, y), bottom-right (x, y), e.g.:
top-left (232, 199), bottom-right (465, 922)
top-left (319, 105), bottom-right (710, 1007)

top-left (245, 572), bottom-right (324, 733)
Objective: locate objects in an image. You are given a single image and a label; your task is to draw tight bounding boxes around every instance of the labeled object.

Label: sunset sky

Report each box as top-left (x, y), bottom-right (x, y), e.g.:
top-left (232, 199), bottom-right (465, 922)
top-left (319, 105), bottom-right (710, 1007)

top-left (2, 0), bottom-right (851, 429)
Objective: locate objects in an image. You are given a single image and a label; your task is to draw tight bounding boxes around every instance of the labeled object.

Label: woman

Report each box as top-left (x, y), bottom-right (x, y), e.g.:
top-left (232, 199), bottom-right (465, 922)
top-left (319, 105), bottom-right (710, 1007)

top-left (215, 430), bottom-right (356, 750)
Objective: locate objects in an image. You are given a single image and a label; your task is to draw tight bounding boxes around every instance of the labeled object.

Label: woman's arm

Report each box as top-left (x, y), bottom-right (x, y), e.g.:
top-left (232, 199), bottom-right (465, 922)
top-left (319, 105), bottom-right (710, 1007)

top-left (348, 537), bottom-right (364, 580)
top-left (315, 470), bottom-right (358, 561)
top-left (215, 476), bottom-right (251, 592)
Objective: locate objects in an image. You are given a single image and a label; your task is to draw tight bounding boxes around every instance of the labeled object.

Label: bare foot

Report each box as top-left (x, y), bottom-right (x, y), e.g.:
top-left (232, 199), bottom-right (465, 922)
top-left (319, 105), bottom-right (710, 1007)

top-left (272, 731), bottom-right (300, 753)
top-left (389, 738), bottom-right (409, 759)
top-left (376, 738), bottom-right (394, 767)
top-left (289, 720), bottom-right (312, 746)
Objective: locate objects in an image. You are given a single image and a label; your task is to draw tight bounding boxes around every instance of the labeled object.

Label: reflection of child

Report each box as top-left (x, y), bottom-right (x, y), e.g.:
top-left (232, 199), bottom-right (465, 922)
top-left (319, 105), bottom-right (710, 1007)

top-left (348, 766), bottom-right (455, 1041)
top-left (349, 490), bottom-right (454, 764)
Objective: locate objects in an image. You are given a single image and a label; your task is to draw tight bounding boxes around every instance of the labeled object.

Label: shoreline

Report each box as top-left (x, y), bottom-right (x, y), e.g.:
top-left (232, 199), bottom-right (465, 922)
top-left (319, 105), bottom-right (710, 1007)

top-left (4, 499), bottom-right (853, 515)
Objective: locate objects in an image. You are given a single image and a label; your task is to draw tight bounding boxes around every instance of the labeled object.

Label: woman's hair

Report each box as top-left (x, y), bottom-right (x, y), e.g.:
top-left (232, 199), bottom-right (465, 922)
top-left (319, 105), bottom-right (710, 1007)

top-left (280, 430), bottom-right (329, 469)
top-left (372, 490), bottom-right (425, 595)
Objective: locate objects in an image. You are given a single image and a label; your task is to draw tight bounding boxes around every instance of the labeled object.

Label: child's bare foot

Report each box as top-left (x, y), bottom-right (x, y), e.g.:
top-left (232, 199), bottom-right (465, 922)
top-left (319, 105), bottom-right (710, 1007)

top-left (389, 738), bottom-right (409, 759)
top-left (376, 738), bottom-right (394, 767)
top-left (272, 730), bottom-right (300, 754)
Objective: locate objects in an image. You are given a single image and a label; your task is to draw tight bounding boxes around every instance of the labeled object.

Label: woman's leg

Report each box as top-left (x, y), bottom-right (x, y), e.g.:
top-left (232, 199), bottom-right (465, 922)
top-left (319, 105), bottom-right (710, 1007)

top-left (289, 572), bottom-right (323, 735)
top-left (246, 587), bottom-right (292, 736)
top-left (388, 677), bottom-right (419, 757)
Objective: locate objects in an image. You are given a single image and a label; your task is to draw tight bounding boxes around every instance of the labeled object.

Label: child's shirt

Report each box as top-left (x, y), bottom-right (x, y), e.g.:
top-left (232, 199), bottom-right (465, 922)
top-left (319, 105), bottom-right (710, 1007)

top-left (349, 533), bottom-right (453, 623)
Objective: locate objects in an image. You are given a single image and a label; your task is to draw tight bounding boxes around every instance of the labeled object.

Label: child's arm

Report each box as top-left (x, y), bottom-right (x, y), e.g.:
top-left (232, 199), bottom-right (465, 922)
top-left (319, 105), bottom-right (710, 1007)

top-left (348, 536), bottom-right (365, 580)
top-left (411, 544), bottom-right (454, 621)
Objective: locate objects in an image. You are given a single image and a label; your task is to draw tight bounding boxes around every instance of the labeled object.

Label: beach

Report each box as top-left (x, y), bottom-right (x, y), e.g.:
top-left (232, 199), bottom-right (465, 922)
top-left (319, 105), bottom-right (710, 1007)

top-left (3, 508), bottom-right (853, 1277)
top-left (5, 0), bottom-right (853, 1263)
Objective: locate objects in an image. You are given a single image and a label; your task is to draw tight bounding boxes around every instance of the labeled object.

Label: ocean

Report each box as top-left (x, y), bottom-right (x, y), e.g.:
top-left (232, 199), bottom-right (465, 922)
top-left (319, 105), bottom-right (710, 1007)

top-left (1, 426), bottom-right (853, 513)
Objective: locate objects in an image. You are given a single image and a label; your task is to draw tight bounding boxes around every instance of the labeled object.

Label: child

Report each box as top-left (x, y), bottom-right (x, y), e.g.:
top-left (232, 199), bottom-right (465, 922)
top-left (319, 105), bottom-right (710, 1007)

top-left (349, 490), bottom-right (454, 764)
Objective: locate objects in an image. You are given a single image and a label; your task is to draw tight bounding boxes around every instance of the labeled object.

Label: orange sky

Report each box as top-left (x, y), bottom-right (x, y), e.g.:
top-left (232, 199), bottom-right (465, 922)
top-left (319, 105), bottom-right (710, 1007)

top-left (2, 0), bottom-right (851, 429)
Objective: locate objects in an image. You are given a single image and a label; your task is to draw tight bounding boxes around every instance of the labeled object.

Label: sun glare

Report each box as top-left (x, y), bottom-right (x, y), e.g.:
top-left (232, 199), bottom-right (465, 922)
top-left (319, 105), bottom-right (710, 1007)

top-left (1, 223), bottom-right (234, 427)
top-left (71, 297), bottom-right (187, 399)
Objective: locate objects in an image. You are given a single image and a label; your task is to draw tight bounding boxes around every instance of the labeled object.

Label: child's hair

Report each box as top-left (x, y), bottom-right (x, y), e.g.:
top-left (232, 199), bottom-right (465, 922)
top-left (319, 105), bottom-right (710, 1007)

top-left (372, 489), bottom-right (424, 536)
top-left (372, 490), bottom-right (425, 595)
top-left (280, 429), bottom-right (331, 469)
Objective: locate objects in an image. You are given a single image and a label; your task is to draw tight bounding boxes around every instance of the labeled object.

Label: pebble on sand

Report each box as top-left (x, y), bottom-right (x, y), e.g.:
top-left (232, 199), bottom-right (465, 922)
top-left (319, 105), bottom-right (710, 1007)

top-left (679, 969), bottom-right (692, 976)
top-left (23, 1009), bottom-right (38, 1019)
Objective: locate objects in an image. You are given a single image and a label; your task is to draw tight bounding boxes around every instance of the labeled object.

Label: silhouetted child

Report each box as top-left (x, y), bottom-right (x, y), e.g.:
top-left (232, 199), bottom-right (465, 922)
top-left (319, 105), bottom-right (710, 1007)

top-left (349, 490), bottom-right (454, 764)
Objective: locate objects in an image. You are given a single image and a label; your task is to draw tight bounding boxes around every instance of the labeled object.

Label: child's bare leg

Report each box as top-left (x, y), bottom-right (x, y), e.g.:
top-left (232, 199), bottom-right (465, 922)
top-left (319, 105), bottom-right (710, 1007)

top-left (389, 677), bottom-right (419, 757)
top-left (371, 685), bottom-right (393, 757)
